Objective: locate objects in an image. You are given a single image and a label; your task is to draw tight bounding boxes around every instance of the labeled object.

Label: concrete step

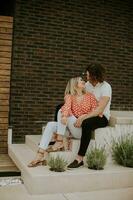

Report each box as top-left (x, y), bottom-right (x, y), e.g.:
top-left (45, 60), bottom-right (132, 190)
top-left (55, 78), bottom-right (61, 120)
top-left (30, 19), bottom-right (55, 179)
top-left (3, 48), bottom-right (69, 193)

top-left (26, 135), bottom-right (41, 153)
top-left (110, 111), bottom-right (133, 125)
top-left (8, 143), bottom-right (133, 195)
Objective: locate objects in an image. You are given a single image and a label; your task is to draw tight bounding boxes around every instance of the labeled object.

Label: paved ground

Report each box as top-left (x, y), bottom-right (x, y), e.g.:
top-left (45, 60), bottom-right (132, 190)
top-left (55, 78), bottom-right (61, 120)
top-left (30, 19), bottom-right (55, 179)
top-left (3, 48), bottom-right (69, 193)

top-left (0, 177), bottom-right (22, 187)
top-left (0, 184), bottom-right (133, 200)
top-left (0, 184), bottom-right (65, 200)
top-left (0, 155), bottom-right (133, 200)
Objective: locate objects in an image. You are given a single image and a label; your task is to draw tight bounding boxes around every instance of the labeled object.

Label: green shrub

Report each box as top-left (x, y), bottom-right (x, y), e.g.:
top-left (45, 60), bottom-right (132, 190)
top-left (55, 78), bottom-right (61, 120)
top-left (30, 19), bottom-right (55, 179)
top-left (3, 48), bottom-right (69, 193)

top-left (86, 146), bottom-right (107, 170)
top-left (48, 155), bottom-right (68, 172)
top-left (112, 134), bottom-right (133, 167)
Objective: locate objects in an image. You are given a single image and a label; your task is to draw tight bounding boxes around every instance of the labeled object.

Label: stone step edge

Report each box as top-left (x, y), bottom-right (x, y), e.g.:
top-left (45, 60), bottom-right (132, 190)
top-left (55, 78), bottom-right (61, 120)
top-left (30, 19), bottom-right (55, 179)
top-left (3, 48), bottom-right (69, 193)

top-left (8, 143), bottom-right (133, 194)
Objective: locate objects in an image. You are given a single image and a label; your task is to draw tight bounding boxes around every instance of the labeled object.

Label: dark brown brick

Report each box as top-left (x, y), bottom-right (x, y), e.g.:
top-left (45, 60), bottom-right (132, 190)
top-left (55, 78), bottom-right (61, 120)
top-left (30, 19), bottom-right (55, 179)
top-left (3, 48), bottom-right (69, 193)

top-left (9, 0), bottom-right (133, 145)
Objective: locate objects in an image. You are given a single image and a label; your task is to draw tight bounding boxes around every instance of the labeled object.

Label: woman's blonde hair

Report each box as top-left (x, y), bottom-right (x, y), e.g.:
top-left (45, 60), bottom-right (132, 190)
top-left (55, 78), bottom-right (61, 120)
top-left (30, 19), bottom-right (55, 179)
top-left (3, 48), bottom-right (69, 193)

top-left (64, 77), bottom-right (86, 96)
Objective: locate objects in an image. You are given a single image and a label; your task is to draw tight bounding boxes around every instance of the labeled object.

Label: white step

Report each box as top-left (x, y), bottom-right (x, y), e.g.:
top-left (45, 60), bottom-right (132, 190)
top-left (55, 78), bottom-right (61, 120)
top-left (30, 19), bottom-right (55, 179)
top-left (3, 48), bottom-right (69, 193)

top-left (8, 144), bottom-right (133, 195)
top-left (26, 135), bottom-right (41, 152)
top-left (65, 187), bottom-right (133, 200)
top-left (110, 111), bottom-right (133, 125)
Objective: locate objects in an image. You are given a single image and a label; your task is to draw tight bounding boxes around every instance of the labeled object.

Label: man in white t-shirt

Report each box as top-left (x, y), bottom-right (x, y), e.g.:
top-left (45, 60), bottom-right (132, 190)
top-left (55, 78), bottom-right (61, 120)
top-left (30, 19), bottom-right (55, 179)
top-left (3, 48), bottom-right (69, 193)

top-left (68, 63), bottom-right (112, 168)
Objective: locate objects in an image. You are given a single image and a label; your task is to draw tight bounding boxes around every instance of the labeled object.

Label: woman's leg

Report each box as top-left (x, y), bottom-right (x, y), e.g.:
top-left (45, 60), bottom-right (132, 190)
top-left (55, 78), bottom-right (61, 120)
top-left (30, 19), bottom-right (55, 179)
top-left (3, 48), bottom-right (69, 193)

top-left (46, 110), bottom-right (67, 152)
top-left (28, 121), bottom-right (58, 167)
top-left (55, 111), bottom-right (82, 142)
top-left (39, 121), bottom-right (58, 150)
top-left (61, 115), bottom-right (82, 151)
top-left (67, 115), bottom-right (82, 139)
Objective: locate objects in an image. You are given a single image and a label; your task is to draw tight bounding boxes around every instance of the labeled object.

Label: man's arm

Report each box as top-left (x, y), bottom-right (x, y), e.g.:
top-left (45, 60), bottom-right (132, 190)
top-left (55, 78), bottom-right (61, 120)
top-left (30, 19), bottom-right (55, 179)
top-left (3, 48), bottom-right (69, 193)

top-left (74, 96), bottom-right (110, 127)
top-left (85, 96), bottom-right (110, 119)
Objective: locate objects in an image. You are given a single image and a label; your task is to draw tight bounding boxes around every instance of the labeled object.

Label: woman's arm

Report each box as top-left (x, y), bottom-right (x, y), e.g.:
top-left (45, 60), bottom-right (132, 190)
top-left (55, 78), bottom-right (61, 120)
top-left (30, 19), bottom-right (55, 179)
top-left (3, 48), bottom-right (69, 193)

top-left (61, 95), bottom-right (72, 124)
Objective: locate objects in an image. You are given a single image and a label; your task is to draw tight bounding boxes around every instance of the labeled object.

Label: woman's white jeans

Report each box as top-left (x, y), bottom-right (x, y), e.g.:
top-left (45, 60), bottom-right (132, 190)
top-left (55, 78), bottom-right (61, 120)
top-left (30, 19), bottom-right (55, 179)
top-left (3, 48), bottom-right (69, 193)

top-left (39, 110), bottom-right (82, 150)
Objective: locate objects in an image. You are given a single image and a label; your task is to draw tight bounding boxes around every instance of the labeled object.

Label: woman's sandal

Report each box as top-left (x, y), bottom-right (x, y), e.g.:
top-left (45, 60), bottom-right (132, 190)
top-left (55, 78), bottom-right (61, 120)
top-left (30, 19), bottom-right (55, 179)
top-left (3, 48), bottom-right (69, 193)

top-left (47, 140), bottom-right (65, 153)
top-left (64, 137), bottom-right (72, 151)
top-left (28, 150), bottom-right (47, 167)
top-left (49, 140), bottom-right (56, 146)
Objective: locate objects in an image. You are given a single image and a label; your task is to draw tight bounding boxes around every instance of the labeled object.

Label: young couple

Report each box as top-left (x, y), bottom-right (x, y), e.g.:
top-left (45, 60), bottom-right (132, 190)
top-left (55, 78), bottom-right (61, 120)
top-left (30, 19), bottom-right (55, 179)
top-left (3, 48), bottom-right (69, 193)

top-left (28, 63), bottom-right (112, 168)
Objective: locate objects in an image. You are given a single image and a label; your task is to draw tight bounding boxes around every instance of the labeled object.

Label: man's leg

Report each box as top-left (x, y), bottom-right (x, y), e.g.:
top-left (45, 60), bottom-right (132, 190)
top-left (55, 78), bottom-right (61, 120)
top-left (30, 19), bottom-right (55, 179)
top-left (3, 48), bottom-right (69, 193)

top-left (68, 116), bottom-right (108, 168)
top-left (78, 116), bottom-right (108, 156)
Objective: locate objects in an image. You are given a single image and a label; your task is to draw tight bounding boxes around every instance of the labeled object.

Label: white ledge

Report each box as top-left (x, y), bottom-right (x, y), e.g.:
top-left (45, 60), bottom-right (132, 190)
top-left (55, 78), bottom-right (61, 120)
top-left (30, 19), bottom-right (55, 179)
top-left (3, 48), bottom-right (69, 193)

top-left (109, 111), bottom-right (133, 126)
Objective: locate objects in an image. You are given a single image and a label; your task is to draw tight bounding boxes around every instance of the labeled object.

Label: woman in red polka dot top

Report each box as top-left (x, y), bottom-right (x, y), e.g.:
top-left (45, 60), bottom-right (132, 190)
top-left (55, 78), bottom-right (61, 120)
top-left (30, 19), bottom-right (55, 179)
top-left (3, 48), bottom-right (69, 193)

top-left (61, 77), bottom-right (98, 120)
top-left (28, 77), bottom-right (98, 167)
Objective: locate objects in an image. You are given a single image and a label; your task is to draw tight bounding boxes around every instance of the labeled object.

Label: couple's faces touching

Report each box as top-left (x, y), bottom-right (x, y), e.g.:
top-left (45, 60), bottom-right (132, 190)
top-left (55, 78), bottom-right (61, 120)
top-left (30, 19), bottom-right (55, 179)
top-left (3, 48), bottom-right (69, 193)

top-left (86, 71), bottom-right (94, 85)
top-left (75, 70), bottom-right (93, 90)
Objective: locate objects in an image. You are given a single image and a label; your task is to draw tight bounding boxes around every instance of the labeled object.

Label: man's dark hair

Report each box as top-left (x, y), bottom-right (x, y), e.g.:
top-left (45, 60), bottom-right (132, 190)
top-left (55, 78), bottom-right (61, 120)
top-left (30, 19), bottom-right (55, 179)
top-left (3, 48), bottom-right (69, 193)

top-left (86, 63), bottom-right (106, 82)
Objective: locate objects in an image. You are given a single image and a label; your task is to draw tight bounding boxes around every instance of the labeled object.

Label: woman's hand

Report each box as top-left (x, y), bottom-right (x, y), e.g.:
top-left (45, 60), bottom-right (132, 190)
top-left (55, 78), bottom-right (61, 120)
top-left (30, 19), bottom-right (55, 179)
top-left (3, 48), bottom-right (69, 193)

top-left (61, 116), bottom-right (67, 125)
top-left (74, 115), bottom-right (87, 128)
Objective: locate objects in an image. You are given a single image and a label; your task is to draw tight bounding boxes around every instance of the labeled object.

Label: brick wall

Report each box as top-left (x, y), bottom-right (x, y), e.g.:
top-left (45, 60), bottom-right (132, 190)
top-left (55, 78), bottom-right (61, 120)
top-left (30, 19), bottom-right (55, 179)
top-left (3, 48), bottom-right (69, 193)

top-left (0, 16), bottom-right (13, 153)
top-left (10, 0), bottom-right (133, 144)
